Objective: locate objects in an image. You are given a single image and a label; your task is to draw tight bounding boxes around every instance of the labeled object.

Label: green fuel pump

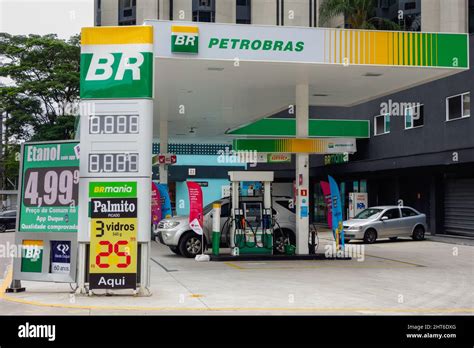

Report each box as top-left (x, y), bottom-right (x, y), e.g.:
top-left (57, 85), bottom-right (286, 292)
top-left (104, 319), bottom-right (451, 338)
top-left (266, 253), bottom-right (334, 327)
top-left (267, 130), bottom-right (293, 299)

top-left (228, 171), bottom-right (274, 256)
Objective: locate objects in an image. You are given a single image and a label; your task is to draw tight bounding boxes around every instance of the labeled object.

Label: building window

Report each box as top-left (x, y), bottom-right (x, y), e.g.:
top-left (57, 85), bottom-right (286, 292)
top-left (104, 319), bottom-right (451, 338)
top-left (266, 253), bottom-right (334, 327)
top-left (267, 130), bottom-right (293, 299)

top-left (374, 114), bottom-right (390, 136)
top-left (95, 0), bottom-right (101, 26)
top-left (446, 92), bottom-right (470, 121)
top-left (236, 0), bottom-right (251, 24)
top-left (405, 104), bottom-right (424, 129)
top-left (375, 0), bottom-right (421, 31)
top-left (192, 0), bottom-right (215, 22)
top-left (119, 0), bottom-right (136, 26)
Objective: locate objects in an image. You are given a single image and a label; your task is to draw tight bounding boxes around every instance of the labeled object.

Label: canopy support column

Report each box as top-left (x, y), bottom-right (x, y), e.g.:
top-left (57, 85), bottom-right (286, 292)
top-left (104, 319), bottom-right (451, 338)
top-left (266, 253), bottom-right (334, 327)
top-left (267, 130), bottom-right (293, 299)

top-left (295, 83), bottom-right (309, 255)
top-left (159, 106), bottom-right (168, 184)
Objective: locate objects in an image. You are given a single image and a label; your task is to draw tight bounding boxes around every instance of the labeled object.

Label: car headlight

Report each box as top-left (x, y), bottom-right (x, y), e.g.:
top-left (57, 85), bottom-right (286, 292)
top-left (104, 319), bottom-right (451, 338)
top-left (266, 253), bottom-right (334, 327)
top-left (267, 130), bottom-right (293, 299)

top-left (349, 225), bottom-right (362, 231)
top-left (161, 221), bottom-right (180, 229)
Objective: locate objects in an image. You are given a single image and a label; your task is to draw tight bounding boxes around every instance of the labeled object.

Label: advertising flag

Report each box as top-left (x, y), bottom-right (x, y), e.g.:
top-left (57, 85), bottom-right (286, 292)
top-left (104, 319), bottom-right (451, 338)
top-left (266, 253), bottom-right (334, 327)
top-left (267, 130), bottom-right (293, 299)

top-left (186, 181), bottom-right (203, 235)
top-left (157, 183), bottom-right (172, 218)
top-left (320, 181), bottom-right (333, 229)
top-left (328, 176), bottom-right (345, 249)
top-left (151, 182), bottom-right (162, 226)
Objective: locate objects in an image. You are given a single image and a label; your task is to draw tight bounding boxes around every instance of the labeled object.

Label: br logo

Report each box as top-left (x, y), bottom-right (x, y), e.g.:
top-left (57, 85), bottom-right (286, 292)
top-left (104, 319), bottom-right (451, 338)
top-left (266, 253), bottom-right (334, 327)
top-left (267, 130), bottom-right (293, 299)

top-left (85, 52), bottom-right (144, 81)
top-left (171, 25), bottom-right (199, 54)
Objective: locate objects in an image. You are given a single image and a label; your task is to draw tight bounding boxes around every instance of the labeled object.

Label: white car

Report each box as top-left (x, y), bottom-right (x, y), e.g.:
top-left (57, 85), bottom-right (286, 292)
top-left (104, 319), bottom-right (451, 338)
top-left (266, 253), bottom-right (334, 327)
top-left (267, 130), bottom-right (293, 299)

top-left (343, 206), bottom-right (427, 244)
top-left (155, 196), bottom-right (296, 257)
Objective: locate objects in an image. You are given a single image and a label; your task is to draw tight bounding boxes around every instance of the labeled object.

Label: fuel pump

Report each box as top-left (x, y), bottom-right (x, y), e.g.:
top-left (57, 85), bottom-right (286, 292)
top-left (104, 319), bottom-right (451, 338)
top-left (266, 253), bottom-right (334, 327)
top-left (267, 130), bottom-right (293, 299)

top-left (228, 171), bottom-right (275, 256)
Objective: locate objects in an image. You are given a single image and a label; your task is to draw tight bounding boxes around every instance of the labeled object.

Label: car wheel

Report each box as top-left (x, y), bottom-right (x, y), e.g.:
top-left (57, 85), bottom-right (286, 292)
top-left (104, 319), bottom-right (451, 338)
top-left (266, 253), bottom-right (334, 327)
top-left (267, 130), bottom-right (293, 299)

top-left (412, 226), bottom-right (425, 241)
top-left (273, 229), bottom-right (295, 254)
top-left (179, 232), bottom-right (203, 258)
top-left (389, 237), bottom-right (398, 241)
top-left (363, 229), bottom-right (377, 244)
top-left (0, 224), bottom-right (6, 233)
top-left (169, 246), bottom-right (181, 255)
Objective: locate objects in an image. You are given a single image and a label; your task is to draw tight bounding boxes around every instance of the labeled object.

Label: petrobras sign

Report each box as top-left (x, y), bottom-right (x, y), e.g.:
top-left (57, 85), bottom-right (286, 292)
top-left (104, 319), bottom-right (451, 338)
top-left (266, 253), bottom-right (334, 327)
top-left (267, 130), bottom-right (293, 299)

top-left (171, 25), bottom-right (199, 53)
top-left (80, 26), bottom-right (154, 99)
top-left (146, 20), bottom-right (469, 69)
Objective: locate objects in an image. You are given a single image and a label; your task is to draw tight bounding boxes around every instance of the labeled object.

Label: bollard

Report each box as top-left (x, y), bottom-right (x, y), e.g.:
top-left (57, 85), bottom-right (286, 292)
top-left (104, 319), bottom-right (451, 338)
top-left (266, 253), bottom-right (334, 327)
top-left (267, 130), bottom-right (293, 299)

top-left (211, 203), bottom-right (221, 256)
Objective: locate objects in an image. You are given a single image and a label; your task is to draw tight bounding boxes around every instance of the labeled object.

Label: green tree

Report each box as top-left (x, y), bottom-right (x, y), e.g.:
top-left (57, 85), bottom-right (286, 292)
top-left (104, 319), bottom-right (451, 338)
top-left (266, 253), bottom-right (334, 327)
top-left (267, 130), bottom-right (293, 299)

top-left (0, 33), bottom-right (80, 190)
top-left (319, 0), bottom-right (401, 30)
top-left (0, 33), bottom-right (80, 142)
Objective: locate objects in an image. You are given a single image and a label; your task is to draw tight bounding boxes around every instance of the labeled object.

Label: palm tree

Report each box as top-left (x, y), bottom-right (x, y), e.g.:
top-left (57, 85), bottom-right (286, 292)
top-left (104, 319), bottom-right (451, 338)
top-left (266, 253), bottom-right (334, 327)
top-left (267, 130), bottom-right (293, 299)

top-left (319, 0), bottom-right (400, 30)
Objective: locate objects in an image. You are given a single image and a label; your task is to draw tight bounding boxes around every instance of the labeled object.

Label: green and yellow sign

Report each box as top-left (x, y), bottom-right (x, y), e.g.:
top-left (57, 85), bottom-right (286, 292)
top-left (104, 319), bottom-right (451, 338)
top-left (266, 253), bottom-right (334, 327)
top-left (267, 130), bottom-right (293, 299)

top-left (171, 25), bottom-right (199, 54)
top-left (80, 26), bottom-right (154, 99)
top-left (21, 240), bottom-right (44, 273)
top-left (233, 138), bottom-right (356, 154)
top-left (89, 182), bottom-right (137, 198)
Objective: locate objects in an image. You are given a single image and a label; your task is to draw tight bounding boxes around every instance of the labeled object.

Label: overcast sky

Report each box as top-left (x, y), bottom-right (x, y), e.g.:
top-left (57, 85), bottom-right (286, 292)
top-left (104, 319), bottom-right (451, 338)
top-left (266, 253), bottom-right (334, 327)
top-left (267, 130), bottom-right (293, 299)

top-left (0, 0), bottom-right (94, 39)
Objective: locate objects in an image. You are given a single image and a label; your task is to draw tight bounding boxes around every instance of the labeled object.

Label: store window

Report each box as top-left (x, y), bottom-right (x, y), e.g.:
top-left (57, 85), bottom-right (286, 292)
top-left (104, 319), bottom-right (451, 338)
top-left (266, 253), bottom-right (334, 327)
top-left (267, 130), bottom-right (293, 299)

top-left (374, 114), bottom-right (390, 136)
top-left (119, 0), bottom-right (136, 26)
top-left (236, 0), bottom-right (251, 24)
top-left (192, 0), bottom-right (215, 22)
top-left (446, 92), bottom-right (470, 121)
top-left (405, 104), bottom-right (424, 129)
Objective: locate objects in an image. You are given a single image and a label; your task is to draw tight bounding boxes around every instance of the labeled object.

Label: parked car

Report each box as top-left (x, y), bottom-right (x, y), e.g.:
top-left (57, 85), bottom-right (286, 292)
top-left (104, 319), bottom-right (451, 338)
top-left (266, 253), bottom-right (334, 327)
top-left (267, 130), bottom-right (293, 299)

top-left (0, 210), bottom-right (17, 232)
top-left (343, 206), bottom-right (427, 244)
top-left (155, 196), bottom-right (296, 257)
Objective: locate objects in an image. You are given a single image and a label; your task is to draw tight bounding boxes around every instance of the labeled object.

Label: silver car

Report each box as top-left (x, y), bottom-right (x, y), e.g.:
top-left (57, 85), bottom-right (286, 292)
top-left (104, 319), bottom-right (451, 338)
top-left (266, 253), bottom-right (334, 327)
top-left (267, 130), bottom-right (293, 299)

top-left (155, 196), bottom-right (296, 257)
top-left (343, 206), bottom-right (427, 244)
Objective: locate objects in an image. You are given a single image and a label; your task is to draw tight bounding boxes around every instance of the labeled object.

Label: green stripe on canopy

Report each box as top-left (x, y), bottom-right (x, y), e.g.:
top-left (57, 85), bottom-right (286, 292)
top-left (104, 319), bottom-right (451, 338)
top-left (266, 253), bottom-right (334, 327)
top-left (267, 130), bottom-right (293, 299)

top-left (227, 118), bottom-right (370, 138)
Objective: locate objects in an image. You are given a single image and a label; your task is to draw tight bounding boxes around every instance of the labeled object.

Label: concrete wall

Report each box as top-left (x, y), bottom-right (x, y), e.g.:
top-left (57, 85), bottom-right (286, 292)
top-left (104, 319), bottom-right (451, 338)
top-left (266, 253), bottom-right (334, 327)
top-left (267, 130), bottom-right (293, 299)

top-left (99, 0), bottom-right (118, 26)
top-left (282, 0), bottom-right (309, 26)
top-left (137, 0), bottom-right (159, 24)
top-left (422, 0), bottom-right (468, 32)
top-left (252, 0), bottom-right (277, 25)
top-left (216, 0), bottom-right (235, 24)
top-left (172, 0), bottom-right (192, 21)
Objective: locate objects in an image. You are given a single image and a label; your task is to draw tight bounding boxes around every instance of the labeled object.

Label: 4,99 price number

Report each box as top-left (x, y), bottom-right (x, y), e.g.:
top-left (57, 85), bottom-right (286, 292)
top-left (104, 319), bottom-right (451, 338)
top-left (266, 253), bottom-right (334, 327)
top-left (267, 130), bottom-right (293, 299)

top-left (23, 168), bottom-right (79, 207)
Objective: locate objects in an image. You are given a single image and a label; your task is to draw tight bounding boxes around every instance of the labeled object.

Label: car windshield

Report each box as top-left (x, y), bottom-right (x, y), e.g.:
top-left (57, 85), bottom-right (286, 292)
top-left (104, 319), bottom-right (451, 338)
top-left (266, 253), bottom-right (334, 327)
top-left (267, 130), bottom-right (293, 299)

top-left (354, 208), bottom-right (383, 219)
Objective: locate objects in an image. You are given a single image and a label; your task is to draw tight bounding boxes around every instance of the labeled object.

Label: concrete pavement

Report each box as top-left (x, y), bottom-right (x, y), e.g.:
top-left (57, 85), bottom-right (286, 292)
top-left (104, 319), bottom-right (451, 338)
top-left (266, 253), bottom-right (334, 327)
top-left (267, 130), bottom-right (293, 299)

top-left (0, 231), bottom-right (473, 315)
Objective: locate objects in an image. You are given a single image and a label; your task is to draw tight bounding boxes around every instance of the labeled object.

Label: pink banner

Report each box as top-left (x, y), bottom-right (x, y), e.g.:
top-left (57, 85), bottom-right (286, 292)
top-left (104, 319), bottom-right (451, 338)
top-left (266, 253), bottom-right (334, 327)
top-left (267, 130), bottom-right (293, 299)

top-left (320, 181), bottom-right (333, 229)
top-left (151, 182), bottom-right (161, 226)
top-left (186, 181), bottom-right (203, 235)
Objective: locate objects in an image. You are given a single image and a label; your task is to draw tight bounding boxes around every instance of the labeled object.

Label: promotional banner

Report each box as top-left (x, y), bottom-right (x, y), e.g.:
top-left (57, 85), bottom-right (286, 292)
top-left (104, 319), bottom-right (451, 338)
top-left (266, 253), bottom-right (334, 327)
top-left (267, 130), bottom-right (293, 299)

top-left (320, 181), bottom-right (333, 229)
top-left (157, 183), bottom-right (172, 218)
top-left (186, 181), bottom-right (203, 235)
top-left (151, 182), bottom-right (161, 225)
top-left (19, 142), bottom-right (80, 233)
top-left (328, 176), bottom-right (345, 249)
top-left (89, 181), bottom-right (138, 290)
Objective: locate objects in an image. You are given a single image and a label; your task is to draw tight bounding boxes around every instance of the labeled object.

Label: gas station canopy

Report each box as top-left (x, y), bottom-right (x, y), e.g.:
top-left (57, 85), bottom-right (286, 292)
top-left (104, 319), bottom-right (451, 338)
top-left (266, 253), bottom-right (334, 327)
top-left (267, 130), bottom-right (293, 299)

top-left (145, 21), bottom-right (469, 142)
